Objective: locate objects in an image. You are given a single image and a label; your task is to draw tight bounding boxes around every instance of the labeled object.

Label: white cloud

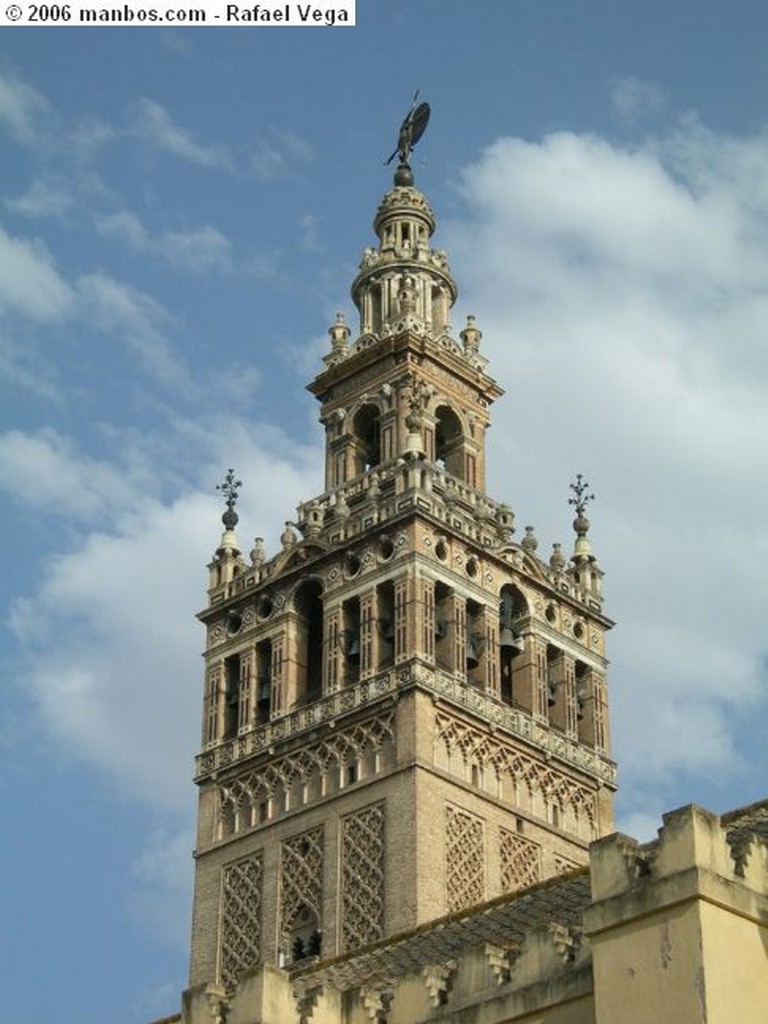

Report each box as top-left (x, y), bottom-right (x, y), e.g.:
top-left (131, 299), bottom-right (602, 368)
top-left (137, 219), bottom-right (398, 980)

top-left (96, 210), bottom-right (233, 273)
top-left (277, 129), bottom-right (314, 163)
top-left (610, 75), bottom-right (665, 123)
top-left (0, 428), bottom-right (144, 523)
top-left (214, 364), bottom-right (262, 405)
top-left (615, 808), bottom-right (662, 844)
top-left (299, 213), bottom-right (321, 252)
top-left (132, 98), bottom-right (232, 170)
top-left (446, 120), bottom-right (768, 813)
top-left (160, 225), bottom-right (232, 273)
top-left (68, 116), bottom-right (117, 161)
top-left (78, 271), bottom-right (190, 390)
top-left (0, 72), bottom-right (114, 165)
top-left (250, 129), bottom-right (313, 180)
top-left (0, 72), bottom-right (49, 145)
top-left (0, 225), bottom-right (75, 321)
top-left (250, 143), bottom-right (287, 180)
top-left (0, 335), bottom-right (63, 401)
top-left (130, 825), bottom-right (195, 948)
top-left (6, 177), bottom-right (75, 220)
top-left (96, 210), bottom-right (150, 249)
top-left (6, 419), bottom-right (321, 814)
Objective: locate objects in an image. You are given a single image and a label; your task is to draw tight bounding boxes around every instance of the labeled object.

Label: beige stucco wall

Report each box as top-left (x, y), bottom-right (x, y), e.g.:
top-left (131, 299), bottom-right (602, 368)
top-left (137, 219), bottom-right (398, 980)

top-left (699, 898), bottom-right (768, 1022)
top-left (590, 903), bottom-right (707, 1023)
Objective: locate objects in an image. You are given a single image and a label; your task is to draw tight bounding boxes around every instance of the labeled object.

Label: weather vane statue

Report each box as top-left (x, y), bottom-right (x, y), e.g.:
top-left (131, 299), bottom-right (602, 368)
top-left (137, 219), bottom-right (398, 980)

top-left (385, 92), bottom-right (431, 186)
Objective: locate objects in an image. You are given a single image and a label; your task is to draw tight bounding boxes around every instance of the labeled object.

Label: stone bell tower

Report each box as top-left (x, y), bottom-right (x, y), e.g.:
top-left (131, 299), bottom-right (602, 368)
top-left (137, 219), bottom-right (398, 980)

top-left (186, 128), bottom-right (617, 1008)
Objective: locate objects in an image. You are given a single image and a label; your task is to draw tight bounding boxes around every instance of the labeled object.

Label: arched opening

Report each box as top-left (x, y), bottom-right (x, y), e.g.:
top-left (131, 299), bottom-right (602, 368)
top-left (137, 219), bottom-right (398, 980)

top-left (546, 645), bottom-right (566, 730)
top-left (294, 580), bottom-right (324, 705)
top-left (352, 403), bottom-right (381, 474)
top-left (287, 904), bottom-right (322, 964)
top-left (219, 799), bottom-right (235, 839)
top-left (466, 598), bottom-right (485, 688)
top-left (255, 638), bottom-right (273, 725)
top-left (223, 654), bottom-right (240, 739)
top-left (499, 585), bottom-right (528, 706)
top-left (575, 660), bottom-right (595, 747)
top-left (431, 285), bottom-right (448, 333)
top-left (434, 405), bottom-right (465, 480)
top-left (377, 580), bottom-right (395, 670)
top-left (341, 595), bottom-right (361, 687)
top-left (434, 581), bottom-right (453, 672)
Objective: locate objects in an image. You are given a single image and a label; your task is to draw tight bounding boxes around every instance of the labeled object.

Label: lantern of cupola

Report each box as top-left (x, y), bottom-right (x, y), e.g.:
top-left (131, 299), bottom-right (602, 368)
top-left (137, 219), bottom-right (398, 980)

top-left (351, 182), bottom-right (458, 338)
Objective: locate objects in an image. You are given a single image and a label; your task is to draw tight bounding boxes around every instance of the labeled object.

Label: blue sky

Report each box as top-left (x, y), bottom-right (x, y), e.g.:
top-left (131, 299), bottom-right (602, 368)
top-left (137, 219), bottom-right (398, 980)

top-left (1, 5), bottom-right (767, 1022)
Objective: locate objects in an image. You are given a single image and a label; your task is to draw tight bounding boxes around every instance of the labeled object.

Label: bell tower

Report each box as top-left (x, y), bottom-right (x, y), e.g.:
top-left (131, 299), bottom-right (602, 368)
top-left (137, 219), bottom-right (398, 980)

top-left (187, 116), bottom-right (617, 1005)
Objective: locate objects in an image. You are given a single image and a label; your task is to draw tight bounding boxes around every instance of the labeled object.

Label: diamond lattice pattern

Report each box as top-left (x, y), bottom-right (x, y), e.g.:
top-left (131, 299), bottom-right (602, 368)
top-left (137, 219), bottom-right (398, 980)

top-left (341, 803), bottom-right (385, 951)
top-left (280, 826), bottom-right (324, 932)
top-left (499, 827), bottom-right (540, 893)
top-left (220, 853), bottom-right (263, 992)
top-left (446, 804), bottom-right (485, 912)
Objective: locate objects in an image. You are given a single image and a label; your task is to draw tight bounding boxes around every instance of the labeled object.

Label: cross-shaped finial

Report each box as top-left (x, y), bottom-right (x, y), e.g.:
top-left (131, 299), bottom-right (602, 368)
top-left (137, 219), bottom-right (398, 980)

top-left (568, 474), bottom-right (595, 517)
top-left (216, 468), bottom-right (242, 529)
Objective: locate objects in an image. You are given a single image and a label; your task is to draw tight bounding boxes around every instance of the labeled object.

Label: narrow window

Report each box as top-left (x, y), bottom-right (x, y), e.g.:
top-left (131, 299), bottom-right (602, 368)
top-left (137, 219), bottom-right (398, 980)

top-left (352, 404), bottom-right (382, 474)
top-left (377, 580), bottom-right (395, 670)
top-left (223, 655), bottom-right (240, 739)
top-left (341, 596), bottom-right (361, 687)
top-left (434, 405), bottom-right (465, 480)
top-left (499, 586), bottom-right (527, 706)
top-left (295, 581), bottom-right (324, 704)
top-left (256, 638), bottom-right (273, 725)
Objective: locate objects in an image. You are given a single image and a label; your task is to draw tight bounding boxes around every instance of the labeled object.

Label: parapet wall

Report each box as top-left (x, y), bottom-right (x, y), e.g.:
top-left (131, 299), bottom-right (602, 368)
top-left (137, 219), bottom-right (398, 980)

top-left (585, 800), bottom-right (768, 1024)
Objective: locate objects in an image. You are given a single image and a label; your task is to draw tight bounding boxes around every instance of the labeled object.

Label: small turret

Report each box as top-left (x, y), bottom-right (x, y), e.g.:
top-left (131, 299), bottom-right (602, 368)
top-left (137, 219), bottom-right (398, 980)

top-left (208, 468), bottom-right (244, 592)
top-left (568, 474), bottom-right (603, 599)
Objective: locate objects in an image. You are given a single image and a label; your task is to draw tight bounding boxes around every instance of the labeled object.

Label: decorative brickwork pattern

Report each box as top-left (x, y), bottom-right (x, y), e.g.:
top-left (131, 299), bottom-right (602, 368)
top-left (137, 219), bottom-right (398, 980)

top-left (499, 828), bottom-right (540, 893)
top-left (219, 853), bottom-right (263, 992)
top-left (341, 803), bottom-right (386, 951)
top-left (281, 826), bottom-right (324, 934)
top-left (445, 805), bottom-right (485, 912)
top-left (217, 711), bottom-right (394, 839)
top-left (435, 711), bottom-right (597, 837)
top-left (553, 852), bottom-right (581, 875)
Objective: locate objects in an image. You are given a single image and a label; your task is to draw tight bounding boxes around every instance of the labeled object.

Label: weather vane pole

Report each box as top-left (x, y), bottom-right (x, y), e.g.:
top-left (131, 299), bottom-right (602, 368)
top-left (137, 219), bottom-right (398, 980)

top-left (384, 92), bottom-right (431, 186)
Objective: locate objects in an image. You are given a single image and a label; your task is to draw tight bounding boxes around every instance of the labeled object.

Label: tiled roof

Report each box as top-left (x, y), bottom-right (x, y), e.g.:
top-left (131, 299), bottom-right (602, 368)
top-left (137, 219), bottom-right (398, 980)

top-left (293, 868), bottom-right (591, 992)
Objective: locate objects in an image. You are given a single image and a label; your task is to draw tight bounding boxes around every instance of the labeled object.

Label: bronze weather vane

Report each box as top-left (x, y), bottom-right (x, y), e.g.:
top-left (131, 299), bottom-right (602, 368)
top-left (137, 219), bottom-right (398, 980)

top-left (384, 92), bottom-right (431, 178)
